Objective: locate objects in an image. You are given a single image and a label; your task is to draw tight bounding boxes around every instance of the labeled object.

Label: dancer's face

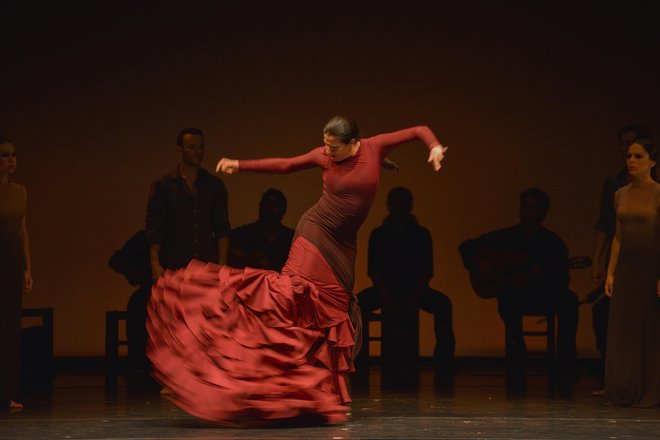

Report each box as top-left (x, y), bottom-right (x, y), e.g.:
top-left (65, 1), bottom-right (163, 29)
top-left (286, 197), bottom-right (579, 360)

top-left (323, 133), bottom-right (358, 162)
top-left (626, 143), bottom-right (655, 178)
top-left (178, 134), bottom-right (205, 167)
top-left (0, 142), bottom-right (17, 175)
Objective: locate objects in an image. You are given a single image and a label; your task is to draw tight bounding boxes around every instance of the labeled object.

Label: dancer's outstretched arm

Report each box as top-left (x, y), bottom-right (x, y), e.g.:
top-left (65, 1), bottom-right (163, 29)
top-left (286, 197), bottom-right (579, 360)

top-left (372, 126), bottom-right (448, 171)
top-left (216, 148), bottom-right (325, 175)
top-left (218, 126), bottom-right (448, 174)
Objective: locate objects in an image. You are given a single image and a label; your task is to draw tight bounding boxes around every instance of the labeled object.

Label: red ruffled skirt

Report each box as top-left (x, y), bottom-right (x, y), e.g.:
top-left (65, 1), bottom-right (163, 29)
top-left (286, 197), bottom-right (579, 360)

top-left (146, 237), bottom-right (355, 425)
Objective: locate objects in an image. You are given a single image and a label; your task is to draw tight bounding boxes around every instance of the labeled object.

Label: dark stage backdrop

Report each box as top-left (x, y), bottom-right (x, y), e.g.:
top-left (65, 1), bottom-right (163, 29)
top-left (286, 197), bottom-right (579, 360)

top-left (2, 2), bottom-right (659, 357)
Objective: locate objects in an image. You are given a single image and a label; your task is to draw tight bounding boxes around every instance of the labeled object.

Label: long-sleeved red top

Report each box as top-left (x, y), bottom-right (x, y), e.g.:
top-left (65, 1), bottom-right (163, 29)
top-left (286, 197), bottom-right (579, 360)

top-left (239, 126), bottom-right (440, 293)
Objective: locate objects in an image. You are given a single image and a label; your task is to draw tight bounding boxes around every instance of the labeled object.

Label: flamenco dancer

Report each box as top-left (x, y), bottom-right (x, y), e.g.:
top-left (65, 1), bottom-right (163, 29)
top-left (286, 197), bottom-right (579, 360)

top-left (146, 116), bottom-right (448, 425)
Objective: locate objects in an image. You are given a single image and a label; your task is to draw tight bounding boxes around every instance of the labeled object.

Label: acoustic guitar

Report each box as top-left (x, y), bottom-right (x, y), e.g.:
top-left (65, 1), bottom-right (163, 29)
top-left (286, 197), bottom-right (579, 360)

top-left (462, 246), bottom-right (530, 299)
top-left (460, 241), bottom-right (591, 299)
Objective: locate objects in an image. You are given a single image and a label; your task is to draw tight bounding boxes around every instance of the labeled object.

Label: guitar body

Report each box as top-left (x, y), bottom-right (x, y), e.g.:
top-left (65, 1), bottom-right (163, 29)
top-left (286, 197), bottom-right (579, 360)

top-left (466, 267), bottom-right (500, 299)
top-left (461, 245), bottom-right (532, 299)
top-left (460, 238), bottom-right (592, 300)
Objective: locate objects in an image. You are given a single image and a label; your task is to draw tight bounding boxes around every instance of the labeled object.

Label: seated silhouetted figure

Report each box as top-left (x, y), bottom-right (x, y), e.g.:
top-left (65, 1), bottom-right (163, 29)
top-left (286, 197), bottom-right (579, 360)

top-left (356, 187), bottom-right (455, 379)
top-left (108, 230), bottom-right (152, 382)
top-left (459, 188), bottom-right (578, 382)
top-left (227, 188), bottom-right (295, 272)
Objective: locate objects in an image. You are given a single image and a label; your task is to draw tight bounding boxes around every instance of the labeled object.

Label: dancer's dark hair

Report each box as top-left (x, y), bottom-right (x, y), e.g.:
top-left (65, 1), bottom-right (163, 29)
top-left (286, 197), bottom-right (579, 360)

top-left (323, 116), bottom-right (360, 143)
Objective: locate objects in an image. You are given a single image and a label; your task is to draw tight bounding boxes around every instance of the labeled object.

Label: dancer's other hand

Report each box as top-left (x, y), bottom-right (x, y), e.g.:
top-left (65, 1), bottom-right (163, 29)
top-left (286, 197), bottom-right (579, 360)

top-left (428, 145), bottom-right (448, 171)
top-left (604, 275), bottom-right (614, 297)
top-left (216, 158), bottom-right (239, 174)
top-left (22, 270), bottom-right (33, 293)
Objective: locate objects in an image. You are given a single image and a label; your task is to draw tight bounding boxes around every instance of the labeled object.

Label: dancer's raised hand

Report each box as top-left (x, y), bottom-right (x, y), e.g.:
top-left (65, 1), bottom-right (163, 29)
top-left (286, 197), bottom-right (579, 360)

top-left (427, 145), bottom-right (448, 171)
top-left (216, 158), bottom-right (239, 174)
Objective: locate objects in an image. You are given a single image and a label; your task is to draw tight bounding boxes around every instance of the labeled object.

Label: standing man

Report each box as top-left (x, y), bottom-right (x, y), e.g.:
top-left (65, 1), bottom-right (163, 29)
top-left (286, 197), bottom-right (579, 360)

top-left (590, 124), bottom-right (653, 392)
top-left (147, 127), bottom-right (230, 281)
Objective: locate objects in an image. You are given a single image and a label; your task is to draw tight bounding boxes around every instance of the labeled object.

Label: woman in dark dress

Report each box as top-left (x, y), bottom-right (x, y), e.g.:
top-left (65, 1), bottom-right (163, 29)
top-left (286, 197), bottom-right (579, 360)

top-left (146, 116), bottom-right (447, 425)
top-left (0, 136), bottom-right (33, 410)
top-left (604, 139), bottom-right (660, 407)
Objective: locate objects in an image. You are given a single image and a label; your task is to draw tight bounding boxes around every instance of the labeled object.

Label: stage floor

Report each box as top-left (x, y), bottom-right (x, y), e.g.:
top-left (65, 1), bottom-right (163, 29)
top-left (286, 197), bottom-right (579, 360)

top-left (1, 363), bottom-right (658, 439)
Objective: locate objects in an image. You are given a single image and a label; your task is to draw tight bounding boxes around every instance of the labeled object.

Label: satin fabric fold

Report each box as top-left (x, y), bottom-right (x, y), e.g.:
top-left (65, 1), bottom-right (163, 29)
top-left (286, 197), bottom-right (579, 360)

top-left (147, 237), bottom-right (355, 424)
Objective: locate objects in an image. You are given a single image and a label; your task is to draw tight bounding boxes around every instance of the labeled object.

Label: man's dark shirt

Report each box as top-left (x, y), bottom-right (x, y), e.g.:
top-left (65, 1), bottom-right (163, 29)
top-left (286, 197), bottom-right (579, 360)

top-left (146, 167), bottom-right (230, 270)
top-left (227, 222), bottom-right (295, 272)
top-left (595, 169), bottom-right (628, 239)
top-left (368, 215), bottom-right (433, 297)
top-left (463, 224), bottom-right (570, 294)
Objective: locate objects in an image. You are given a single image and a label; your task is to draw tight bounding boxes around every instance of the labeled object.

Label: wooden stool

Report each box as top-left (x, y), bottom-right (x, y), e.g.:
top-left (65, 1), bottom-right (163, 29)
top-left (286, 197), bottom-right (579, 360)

top-left (21, 307), bottom-right (55, 384)
top-left (105, 310), bottom-right (128, 388)
top-left (520, 311), bottom-right (556, 360)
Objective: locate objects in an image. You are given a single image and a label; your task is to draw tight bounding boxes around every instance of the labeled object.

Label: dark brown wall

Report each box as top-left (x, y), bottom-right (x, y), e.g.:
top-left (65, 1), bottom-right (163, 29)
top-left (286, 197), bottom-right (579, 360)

top-left (3, 3), bottom-right (659, 356)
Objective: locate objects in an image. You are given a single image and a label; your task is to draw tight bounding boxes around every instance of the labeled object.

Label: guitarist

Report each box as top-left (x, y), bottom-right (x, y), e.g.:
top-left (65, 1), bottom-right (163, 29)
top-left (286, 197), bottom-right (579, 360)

top-left (459, 188), bottom-right (578, 373)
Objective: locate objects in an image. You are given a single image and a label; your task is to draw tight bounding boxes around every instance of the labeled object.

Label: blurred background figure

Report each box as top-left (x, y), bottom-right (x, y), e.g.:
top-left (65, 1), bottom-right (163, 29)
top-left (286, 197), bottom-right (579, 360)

top-left (0, 136), bottom-right (33, 409)
top-left (227, 188), bottom-right (294, 272)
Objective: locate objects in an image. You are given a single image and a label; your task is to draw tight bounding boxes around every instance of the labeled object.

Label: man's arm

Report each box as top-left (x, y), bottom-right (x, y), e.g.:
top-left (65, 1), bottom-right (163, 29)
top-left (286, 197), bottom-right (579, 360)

top-left (149, 244), bottom-right (163, 280)
top-left (592, 177), bottom-right (614, 285)
top-left (212, 178), bottom-right (231, 265)
top-left (591, 230), bottom-right (608, 285)
top-left (146, 180), bottom-right (166, 279)
top-left (217, 236), bottom-right (229, 266)
top-left (550, 239), bottom-right (571, 291)
top-left (226, 230), bottom-right (245, 268)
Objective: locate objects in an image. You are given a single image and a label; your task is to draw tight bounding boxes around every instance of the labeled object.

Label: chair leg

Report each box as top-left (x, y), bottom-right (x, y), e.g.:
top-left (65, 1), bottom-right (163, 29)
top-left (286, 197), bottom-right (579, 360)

top-left (105, 311), bottom-right (119, 389)
top-left (546, 313), bottom-right (556, 359)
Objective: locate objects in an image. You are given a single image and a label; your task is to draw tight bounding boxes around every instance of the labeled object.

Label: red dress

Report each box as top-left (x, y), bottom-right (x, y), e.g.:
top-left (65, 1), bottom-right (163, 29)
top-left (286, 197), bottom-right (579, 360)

top-left (147, 127), bottom-right (441, 424)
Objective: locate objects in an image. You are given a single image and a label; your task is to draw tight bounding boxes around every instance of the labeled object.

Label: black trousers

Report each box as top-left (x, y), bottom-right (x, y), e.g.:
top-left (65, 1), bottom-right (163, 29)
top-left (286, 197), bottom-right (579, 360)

top-left (497, 288), bottom-right (578, 362)
top-left (126, 284), bottom-right (151, 373)
top-left (591, 295), bottom-right (610, 381)
top-left (0, 249), bottom-right (22, 405)
top-left (356, 286), bottom-right (455, 367)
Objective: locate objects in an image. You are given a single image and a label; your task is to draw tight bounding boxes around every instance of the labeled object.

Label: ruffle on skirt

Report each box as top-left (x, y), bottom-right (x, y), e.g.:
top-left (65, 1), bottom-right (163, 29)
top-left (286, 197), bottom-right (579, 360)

top-left (146, 237), bottom-right (355, 425)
